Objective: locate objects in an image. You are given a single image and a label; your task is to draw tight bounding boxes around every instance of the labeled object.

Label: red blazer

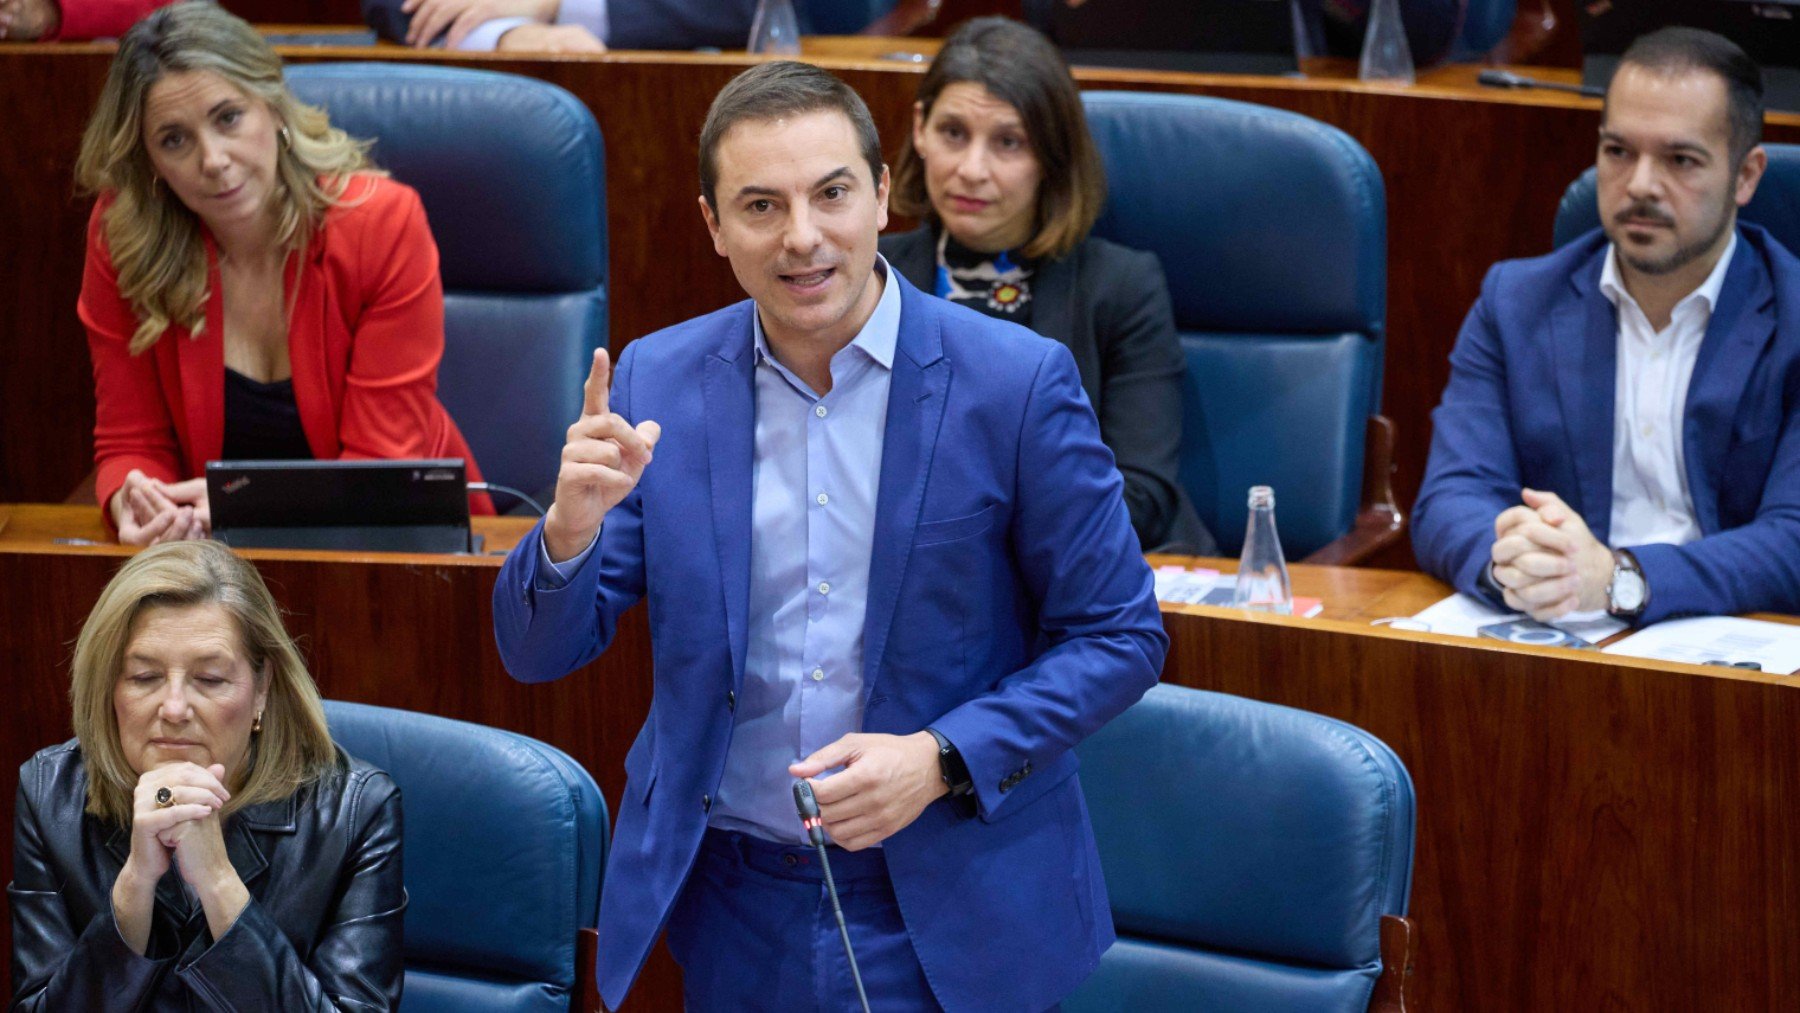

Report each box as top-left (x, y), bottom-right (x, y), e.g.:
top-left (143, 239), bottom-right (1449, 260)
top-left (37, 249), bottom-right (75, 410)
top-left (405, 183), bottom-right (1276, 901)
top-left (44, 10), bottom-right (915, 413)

top-left (80, 174), bottom-right (494, 515)
top-left (47, 0), bottom-right (169, 40)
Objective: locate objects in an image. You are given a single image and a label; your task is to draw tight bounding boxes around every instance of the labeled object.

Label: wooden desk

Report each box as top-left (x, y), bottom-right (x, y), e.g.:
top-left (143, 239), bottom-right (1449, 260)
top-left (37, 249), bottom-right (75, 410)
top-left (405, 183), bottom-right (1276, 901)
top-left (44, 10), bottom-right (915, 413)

top-left (4, 504), bottom-right (1798, 1010)
top-left (7, 44), bottom-right (1797, 542)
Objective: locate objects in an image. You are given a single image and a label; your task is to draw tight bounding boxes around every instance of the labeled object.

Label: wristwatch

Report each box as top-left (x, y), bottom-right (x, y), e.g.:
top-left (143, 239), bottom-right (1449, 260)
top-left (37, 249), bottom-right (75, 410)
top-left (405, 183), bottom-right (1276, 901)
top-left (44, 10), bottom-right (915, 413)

top-left (1606, 549), bottom-right (1648, 622)
top-left (925, 727), bottom-right (973, 797)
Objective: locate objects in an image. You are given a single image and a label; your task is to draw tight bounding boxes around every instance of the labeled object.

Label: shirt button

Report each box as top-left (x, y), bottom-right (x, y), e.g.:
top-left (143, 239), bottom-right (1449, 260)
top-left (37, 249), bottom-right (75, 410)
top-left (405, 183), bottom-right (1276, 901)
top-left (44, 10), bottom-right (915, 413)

top-left (816, 493), bottom-right (829, 506)
top-left (814, 404), bottom-right (828, 418)
top-left (812, 667), bottom-right (825, 682)
top-left (726, 690), bottom-right (736, 712)
top-left (1641, 424), bottom-right (1653, 438)
top-left (817, 581), bottom-right (830, 595)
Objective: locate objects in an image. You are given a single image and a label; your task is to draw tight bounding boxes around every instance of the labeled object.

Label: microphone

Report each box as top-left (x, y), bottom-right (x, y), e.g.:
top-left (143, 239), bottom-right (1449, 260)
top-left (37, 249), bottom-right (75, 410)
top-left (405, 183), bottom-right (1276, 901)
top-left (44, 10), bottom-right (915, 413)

top-left (1477, 69), bottom-right (1604, 99)
top-left (792, 780), bottom-right (871, 1013)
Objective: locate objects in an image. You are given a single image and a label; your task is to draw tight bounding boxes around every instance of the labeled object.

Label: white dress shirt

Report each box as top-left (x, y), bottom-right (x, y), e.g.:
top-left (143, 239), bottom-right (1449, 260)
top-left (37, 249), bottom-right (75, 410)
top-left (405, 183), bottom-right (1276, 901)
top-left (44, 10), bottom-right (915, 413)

top-left (1598, 232), bottom-right (1736, 548)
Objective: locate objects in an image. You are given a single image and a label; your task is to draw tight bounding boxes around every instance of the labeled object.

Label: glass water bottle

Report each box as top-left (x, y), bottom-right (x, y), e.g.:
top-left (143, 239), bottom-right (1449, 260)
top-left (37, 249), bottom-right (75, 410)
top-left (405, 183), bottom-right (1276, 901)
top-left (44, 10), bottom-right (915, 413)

top-left (1232, 485), bottom-right (1294, 615)
top-left (1358, 0), bottom-right (1415, 85)
top-left (747, 0), bottom-right (801, 55)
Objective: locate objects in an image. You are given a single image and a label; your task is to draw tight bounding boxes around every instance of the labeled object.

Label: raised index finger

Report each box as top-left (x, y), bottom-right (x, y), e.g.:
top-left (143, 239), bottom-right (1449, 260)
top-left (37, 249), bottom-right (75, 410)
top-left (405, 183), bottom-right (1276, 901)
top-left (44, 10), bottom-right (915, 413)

top-left (583, 347), bottom-right (611, 418)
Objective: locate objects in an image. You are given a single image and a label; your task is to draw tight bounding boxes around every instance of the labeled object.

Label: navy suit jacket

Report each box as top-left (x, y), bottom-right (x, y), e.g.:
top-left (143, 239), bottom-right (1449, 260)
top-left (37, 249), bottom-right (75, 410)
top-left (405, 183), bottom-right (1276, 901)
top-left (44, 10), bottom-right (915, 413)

top-left (1413, 224), bottom-right (1800, 622)
top-left (493, 271), bottom-right (1167, 1011)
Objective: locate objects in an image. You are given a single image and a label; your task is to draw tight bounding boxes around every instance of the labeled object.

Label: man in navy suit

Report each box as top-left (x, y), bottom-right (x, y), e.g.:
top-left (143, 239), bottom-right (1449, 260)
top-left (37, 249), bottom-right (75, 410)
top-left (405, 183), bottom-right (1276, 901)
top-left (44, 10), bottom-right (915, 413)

top-left (1414, 27), bottom-right (1800, 625)
top-left (493, 61), bottom-right (1165, 1011)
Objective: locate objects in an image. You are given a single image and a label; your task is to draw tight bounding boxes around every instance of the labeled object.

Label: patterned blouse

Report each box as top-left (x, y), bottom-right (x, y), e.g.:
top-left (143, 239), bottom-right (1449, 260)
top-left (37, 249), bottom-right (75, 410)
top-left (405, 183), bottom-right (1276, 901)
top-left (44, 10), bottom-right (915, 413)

top-left (933, 230), bottom-right (1035, 327)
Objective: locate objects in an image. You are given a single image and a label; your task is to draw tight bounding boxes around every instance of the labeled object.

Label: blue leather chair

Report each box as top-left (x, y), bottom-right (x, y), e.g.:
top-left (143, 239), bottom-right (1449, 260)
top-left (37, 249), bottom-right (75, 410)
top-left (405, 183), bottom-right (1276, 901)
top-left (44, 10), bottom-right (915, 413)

top-left (287, 64), bottom-right (608, 507)
top-left (1081, 92), bottom-right (1398, 561)
top-left (1553, 144), bottom-right (1800, 252)
top-left (1067, 684), bottom-right (1417, 1012)
top-left (323, 701), bottom-right (607, 1013)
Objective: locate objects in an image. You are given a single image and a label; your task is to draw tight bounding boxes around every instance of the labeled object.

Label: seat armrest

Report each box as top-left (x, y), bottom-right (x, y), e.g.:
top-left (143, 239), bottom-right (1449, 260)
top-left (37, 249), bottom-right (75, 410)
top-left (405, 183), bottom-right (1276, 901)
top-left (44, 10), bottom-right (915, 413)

top-left (1370, 914), bottom-right (1418, 1012)
top-left (1302, 414), bottom-right (1404, 566)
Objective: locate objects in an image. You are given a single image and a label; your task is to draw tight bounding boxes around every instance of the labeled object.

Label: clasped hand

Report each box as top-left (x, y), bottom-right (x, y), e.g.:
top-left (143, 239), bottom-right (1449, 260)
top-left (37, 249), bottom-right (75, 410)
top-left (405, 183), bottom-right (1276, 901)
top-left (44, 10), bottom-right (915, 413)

top-left (398, 0), bottom-right (604, 51)
top-left (113, 762), bottom-right (247, 955)
top-left (111, 470), bottom-right (209, 546)
top-left (1490, 488), bottom-right (1615, 621)
top-left (790, 732), bottom-right (948, 852)
top-left (543, 348), bottom-right (662, 563)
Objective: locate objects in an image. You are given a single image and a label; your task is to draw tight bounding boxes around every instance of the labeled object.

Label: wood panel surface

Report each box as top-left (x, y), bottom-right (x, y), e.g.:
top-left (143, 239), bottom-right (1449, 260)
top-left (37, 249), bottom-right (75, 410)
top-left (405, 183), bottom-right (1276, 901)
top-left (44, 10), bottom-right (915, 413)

top-left (4, 504), bottom-right (1800, 1010)
top-left (11, 43), bottom-right (1799, 533)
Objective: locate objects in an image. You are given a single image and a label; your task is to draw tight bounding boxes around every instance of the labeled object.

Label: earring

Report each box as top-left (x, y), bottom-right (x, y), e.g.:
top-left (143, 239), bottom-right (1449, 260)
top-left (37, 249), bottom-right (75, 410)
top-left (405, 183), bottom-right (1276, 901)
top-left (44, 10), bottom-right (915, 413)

top-left (252, 712), bottom-right (263, 734)
top-left (279, 125), bottom-right (291, 148)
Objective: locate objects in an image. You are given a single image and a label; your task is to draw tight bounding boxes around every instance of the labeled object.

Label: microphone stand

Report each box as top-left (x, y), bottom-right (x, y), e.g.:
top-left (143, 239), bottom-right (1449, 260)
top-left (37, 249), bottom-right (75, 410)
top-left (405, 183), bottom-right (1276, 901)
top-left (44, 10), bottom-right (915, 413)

top-left (793, 780), bottom-right (872, 1013)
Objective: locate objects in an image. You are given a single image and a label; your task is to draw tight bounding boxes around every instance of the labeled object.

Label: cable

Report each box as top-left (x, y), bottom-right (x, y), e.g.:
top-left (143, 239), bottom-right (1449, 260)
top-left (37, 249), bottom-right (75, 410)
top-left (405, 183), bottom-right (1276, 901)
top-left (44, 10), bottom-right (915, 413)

top-left (793, 780), bottom-right (872, 1013)
top-left (466, 482), bottom-right (546, 517)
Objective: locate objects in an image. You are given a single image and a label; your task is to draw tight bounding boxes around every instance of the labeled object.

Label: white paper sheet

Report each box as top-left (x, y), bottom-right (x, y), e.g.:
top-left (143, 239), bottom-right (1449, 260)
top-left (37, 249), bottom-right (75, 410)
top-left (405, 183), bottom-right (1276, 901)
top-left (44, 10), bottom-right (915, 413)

top-left (1601, 616), bottom-right (1800, 675)
top-left (1407, 594), bottom-right (1625, 645)
top-left (1153, 565), bottom-right (1222, 604)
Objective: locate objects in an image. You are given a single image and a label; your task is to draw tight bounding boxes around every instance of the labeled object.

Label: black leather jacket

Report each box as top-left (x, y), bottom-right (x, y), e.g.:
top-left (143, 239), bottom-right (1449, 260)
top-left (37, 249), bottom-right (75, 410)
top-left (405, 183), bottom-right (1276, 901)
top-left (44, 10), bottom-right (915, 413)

top-left (8, 740), bottom-right (405, 1011)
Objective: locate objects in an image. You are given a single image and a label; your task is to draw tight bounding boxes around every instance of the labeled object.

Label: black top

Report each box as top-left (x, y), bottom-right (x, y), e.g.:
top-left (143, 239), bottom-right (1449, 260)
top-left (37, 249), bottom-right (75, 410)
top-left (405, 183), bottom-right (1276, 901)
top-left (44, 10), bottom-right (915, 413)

top-left (222, 368), bottom-right (312, 461)
top-left (881, 225), bottom-right (1216, 554)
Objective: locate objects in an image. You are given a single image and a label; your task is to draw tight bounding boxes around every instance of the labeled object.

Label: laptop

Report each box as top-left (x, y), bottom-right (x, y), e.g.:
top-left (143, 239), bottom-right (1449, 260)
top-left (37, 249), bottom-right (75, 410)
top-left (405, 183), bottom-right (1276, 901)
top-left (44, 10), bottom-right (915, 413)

top-left (1581, 0), bottom-right (1800, 114)
top-left (207, 459), bottom-right (473, 553)
top-left (1029, 0), bottom-right (1298, 76)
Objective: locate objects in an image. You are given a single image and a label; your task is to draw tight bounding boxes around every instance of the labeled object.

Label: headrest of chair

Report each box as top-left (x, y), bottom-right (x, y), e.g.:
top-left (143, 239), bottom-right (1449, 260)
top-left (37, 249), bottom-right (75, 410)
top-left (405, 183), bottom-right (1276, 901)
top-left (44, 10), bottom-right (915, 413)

top-left (1553, 144), bottom-right (1800, 251)
top-left (1078, 684), bottom-right (1414, 970)
top-left (323, 701), bottom-right (606, 985)
top-left (286, 63), bottom-right (605, 293)
top-left (1082, 91), bottom-right (1385, 337)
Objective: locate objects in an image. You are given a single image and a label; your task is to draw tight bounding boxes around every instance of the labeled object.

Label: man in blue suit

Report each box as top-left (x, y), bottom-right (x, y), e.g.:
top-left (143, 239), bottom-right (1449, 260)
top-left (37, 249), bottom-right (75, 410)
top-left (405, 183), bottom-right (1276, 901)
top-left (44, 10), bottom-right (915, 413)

top-left (1414, 27), bottom-right (1800, 625)
top-left (493, 61), bottom-right (1165, 1011)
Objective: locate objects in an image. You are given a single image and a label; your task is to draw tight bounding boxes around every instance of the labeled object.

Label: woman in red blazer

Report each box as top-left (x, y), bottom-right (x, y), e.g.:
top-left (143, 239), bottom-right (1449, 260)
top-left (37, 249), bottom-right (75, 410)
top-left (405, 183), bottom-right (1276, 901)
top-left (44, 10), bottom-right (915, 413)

top-left (74, 2), bottom-right (490, 543)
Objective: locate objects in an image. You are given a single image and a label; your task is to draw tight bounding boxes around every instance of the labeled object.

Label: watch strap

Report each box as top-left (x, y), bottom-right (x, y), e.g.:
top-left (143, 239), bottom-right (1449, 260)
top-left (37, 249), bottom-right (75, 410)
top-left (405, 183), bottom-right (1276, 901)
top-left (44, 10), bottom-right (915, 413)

top-left (1607, 548), bottom-right (1648, 621)
top-left (925, 727), bottom-right (973, 797)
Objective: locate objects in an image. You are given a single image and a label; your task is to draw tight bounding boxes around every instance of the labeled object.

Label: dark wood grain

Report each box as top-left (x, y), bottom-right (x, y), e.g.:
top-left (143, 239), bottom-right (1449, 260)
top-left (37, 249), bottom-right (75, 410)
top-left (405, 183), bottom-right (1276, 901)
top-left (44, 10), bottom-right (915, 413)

top-left (8, 44), bottom-right (1795, 528)
top-left (4, 505), bottom-right (1800, 1010)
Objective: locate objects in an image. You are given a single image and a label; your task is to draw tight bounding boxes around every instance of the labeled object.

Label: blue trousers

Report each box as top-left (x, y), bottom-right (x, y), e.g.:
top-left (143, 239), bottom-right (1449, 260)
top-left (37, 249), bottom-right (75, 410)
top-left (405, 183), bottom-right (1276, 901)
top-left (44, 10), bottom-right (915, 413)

top-left (666, 828), bottom-right (941, 1012)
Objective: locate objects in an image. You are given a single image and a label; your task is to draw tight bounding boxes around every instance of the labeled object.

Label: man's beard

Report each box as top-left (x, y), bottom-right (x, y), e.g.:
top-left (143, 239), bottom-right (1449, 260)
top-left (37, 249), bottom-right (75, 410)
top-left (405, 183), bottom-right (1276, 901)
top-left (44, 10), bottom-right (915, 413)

top-left (1612, 195), bottom-right (1734, 276)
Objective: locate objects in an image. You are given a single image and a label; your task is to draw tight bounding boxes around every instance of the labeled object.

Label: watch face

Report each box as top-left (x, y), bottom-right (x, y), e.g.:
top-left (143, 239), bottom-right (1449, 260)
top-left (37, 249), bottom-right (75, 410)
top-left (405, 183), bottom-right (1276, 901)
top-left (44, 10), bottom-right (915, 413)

top-left (1612, 568), bottom-right (1647, 612)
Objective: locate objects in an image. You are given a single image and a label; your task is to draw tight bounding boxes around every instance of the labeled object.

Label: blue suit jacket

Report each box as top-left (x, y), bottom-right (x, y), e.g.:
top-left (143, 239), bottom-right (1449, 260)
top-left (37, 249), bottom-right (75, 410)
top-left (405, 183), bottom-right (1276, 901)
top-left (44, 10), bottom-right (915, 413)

top-left (1413, 224), bottom-right (1800, 622)
top-left (493, 271), bottom-right (1167, 1012)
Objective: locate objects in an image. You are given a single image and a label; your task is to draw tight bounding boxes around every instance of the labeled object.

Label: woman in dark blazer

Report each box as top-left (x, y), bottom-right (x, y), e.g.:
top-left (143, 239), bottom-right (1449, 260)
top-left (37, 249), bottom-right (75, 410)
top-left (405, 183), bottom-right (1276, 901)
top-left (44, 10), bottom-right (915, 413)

top-left (9, 540), bottom-right (404, 1010)
top-left (881, 16), bottom-right (1214, 553)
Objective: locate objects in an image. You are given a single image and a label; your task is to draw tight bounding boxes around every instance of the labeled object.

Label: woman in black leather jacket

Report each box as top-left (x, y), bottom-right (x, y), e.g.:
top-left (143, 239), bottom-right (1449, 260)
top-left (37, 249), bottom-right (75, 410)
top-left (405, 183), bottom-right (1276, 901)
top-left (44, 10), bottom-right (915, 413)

top-left (8, 540), bottom-right (404, 1010)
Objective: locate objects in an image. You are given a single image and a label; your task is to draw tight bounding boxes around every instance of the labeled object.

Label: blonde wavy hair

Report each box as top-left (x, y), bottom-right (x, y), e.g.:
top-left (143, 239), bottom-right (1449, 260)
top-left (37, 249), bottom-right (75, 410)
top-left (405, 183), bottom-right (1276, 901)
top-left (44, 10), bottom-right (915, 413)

top-left (70, 540), bottom-right (339, 827)
top-left (74, 1), bottom-right (382, 354)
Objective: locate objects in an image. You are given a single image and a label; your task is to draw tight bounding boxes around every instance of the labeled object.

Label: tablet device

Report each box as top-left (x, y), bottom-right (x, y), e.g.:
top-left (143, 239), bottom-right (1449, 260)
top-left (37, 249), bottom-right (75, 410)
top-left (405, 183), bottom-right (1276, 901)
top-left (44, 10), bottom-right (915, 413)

top-left (207, 459), bottom-right (472, 553)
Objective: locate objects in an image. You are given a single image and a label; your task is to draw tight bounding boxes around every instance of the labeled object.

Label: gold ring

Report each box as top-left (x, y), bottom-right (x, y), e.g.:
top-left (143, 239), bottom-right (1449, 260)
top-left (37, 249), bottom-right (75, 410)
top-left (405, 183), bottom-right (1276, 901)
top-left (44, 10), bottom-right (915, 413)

top-left (155, 786), bottom-right (174, 808)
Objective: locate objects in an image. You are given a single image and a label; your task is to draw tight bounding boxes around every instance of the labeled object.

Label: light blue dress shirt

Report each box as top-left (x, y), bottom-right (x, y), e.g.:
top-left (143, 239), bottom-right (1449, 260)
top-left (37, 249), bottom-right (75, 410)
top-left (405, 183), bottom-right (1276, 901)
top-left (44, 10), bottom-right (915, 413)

top-left (542, 259), bottom-right (901, 844)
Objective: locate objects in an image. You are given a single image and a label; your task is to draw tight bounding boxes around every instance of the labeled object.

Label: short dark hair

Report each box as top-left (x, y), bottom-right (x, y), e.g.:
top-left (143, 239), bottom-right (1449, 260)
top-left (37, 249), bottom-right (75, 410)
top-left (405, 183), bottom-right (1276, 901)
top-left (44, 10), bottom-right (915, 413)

top-left (1609, 26), bottom-right (1764, 163)
top-left (698, 61), bottom-right (884, 211)
top-left (891, 17), bottom-right (1105, 260)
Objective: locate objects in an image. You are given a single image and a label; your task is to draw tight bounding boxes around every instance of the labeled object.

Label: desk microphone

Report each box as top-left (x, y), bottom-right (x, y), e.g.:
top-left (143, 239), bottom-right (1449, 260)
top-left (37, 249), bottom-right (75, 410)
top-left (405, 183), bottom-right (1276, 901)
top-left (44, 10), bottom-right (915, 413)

top-left (793, 780), bottom-right (872, 1013)
top-left (1477, 69), bottom-right (1604, 99)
